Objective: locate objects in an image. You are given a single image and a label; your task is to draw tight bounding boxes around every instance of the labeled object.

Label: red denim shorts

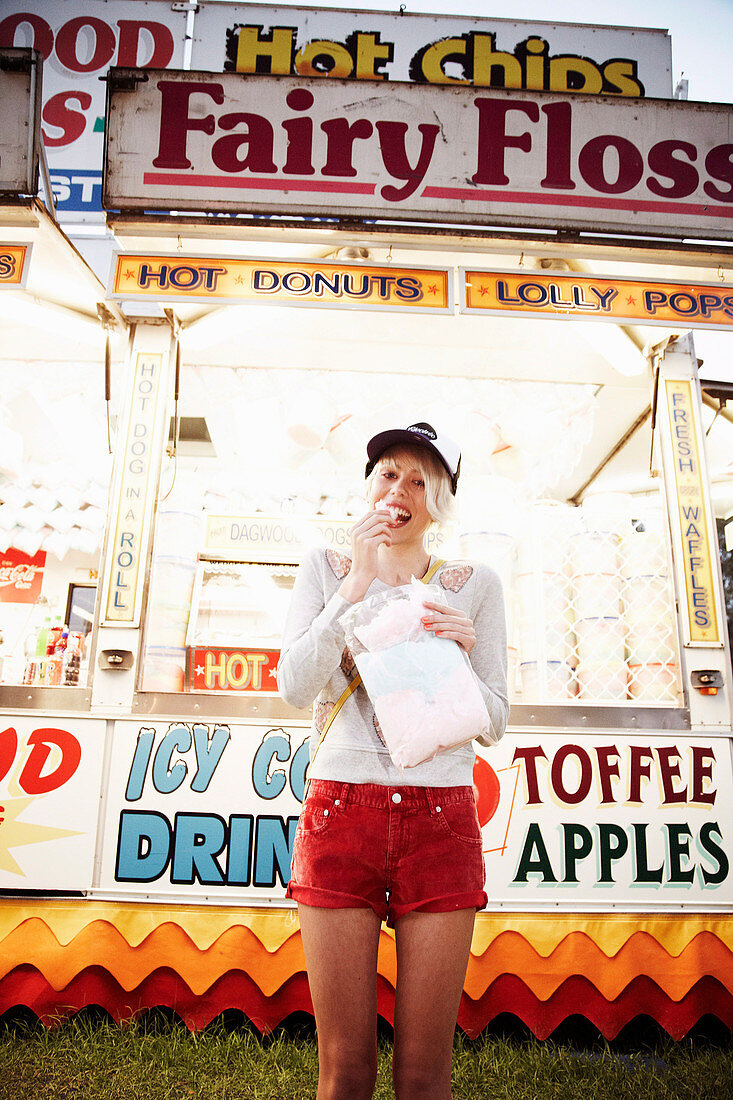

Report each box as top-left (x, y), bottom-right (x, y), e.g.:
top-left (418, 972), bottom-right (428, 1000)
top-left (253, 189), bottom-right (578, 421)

top-left (286, 780), bottom-right (487, 927)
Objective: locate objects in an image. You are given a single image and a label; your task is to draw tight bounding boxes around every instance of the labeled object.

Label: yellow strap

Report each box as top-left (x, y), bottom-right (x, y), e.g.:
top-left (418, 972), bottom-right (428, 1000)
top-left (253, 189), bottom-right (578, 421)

top-left (305, 559), bottom-right (445, 789)
top-left (309, 672), bottom-right (362, 762)
top-left (422, 557), bottom-right (444, 584)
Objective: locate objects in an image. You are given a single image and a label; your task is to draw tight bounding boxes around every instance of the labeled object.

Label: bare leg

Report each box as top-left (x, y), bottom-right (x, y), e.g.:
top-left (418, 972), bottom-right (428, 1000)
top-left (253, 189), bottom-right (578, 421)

top-left (392, 909), bottom-right (476, 1100)
top-left (298, 903), bottom-right (383, 1100)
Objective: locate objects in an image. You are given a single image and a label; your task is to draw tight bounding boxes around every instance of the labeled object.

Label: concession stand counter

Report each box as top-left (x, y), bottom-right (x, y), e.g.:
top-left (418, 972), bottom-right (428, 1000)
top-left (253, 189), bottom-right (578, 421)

top-left (1, 34), bottom-right (733, 1040)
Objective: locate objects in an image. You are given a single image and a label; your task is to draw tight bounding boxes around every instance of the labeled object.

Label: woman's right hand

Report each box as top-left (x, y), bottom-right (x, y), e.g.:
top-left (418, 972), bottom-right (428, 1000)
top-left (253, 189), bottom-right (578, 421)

top-left (339, 507), bottom-right (391, 603)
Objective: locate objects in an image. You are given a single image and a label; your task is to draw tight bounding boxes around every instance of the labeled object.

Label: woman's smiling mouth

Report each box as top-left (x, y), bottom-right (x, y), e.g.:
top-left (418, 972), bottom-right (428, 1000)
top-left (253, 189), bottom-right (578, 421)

top-left (377, 500), bottom-right (412, 527)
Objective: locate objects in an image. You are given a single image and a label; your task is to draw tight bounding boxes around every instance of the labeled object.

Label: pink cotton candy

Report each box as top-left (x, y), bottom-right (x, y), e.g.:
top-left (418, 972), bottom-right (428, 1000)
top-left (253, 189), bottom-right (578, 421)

top-left (345, 577), bottom-right (447, 653)
top-left (373, 689), bottom-right (425, 765)
top-left (353, 597), bottom-right (422, 650)
top-left (373, 663), bottom-right (489, 769)
top-left (344, 579), bottom-right (490, 768)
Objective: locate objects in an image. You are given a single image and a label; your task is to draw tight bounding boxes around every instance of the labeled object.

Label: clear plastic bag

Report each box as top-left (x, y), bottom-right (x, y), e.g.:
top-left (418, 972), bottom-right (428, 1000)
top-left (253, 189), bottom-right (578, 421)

top-left (342, 577), bottom-right (491, 768)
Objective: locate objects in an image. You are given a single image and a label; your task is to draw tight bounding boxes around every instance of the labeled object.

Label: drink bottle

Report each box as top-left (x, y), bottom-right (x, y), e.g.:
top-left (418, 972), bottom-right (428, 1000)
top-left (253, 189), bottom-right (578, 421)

top-left (31, 616), bottom-right (51, 684)
top-left (44, 616), bottom-right (63, 682)
top-left (46, 617), bottom-right (63, 655)
top-left (36, 616), bottom-right (50, 657)
top-left (49, 626), bottom-right (69, 686)
top-left (64, 632), bottom-right (84, 686)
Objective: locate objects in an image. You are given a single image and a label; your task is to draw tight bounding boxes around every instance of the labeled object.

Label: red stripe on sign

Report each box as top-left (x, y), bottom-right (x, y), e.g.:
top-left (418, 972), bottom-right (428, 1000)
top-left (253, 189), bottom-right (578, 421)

top-left (421, 186), bottom-right (733, 219)
top-left (142, 173), bottom-right (376, 195)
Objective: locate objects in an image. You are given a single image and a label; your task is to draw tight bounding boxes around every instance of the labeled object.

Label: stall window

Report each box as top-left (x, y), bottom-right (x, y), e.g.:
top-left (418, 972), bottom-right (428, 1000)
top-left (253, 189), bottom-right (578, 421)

top-left (0, 359), bottom-right (116, 689)
top-left (65, 583), bottom-right (96, 638)
top-left (140, 358), bottom-right (684, 707)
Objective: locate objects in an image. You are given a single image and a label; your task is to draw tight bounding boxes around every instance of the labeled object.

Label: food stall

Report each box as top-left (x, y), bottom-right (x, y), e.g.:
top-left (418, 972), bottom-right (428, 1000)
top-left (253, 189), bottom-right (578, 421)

top-left (0, 38), bottom-right (128, 895)
top-left (1, 10), bottom-right (732, 1041)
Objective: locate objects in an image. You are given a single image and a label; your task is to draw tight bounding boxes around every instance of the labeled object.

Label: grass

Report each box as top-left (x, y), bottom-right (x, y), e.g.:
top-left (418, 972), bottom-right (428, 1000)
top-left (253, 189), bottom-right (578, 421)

top-left (0, 1011), bottom-right (730, 1100)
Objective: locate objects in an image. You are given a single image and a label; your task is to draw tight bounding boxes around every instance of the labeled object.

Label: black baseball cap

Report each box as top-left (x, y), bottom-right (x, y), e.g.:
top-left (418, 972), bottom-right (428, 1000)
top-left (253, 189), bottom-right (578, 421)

top-left (365, 422), bottom-right (461, 494)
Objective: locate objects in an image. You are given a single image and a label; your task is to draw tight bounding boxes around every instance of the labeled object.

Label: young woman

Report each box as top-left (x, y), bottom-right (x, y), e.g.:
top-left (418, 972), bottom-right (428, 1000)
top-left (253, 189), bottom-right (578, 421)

top-left (278, 422), bottom-right (508, 1100)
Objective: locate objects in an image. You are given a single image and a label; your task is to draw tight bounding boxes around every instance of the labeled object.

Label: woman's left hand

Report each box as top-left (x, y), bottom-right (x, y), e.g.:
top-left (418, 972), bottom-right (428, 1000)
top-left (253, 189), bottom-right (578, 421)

top-left (421, 600), bottom-right (476, 656)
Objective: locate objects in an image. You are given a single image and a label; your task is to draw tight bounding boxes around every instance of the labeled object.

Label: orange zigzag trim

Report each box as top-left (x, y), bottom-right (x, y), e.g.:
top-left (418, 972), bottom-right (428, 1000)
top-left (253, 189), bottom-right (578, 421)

top-left (0, 902), bottom-right (302, 953)
top-left (1, 916), bottom-right (731, 1005)
top-left (2, 903), bottom-right (732, 957)
top-left (465, 929), bottom-right (733, 1001)
top-left (470, 911), bottom-right (733, 957)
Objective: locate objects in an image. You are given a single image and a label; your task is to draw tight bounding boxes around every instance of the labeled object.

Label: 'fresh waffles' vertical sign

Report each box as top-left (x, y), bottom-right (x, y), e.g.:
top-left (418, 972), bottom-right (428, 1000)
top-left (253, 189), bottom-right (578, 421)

top-left (664, 379), bottom-right (721, 646)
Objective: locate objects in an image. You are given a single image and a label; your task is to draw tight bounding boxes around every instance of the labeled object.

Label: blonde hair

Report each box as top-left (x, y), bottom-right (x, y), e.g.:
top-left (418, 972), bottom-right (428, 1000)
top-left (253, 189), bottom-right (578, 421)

top-left (365, 443), bottom-right (456, 527)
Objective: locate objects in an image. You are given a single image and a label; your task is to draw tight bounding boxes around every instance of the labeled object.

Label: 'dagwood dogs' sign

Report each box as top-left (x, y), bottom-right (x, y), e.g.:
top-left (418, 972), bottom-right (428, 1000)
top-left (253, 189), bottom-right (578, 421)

top-left (103, 70), bottom-right (733, 240)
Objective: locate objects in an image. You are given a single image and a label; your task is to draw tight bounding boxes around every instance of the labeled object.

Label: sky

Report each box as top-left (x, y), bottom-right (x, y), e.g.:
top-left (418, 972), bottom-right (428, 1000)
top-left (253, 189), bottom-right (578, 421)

top-left (230, 0), bottom-right (733, 103)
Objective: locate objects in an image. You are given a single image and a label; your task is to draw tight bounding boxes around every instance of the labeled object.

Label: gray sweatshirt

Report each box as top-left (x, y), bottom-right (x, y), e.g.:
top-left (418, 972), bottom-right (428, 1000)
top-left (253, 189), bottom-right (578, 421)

top-left (277, 548), bottom-right (509, 787)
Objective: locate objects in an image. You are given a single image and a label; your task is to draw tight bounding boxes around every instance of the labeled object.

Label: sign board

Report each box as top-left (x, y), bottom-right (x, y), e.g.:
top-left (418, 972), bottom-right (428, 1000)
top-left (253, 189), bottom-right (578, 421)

top-left (187, 646), bottom-right (280, 693)
top-left (203, 514), bottom-right (449, 564)
top-left (0, 47), bottom-right (41, 195)
top-left (480, 732), bottom-right (733, 907)
top-left (97, 720), bottom-right (733, 908)
top-left (103, 351), bottom-right (165, 626)
top-left (0, 716), bottom-right (106, 891)
top-left (463, 270), bottom-right (733, 330)
top-left (99, 718), bottom-right (307, 899)
top-left (0, 3), bottom-right (673, 218)
top-left (663, 378), bottom-right (722, 647)
top-left (0, 243), bottom-right (31, 288)
top-left (0, 1), bottom-right (187, 217)
top-left (104, 70), bottom-right (733, 241)
top-left (192, 3), bottom-right (673, 98)
top-left (110, 254), bottom-right (452, 313)
top-left (0, 547), bottom-right (45, 603)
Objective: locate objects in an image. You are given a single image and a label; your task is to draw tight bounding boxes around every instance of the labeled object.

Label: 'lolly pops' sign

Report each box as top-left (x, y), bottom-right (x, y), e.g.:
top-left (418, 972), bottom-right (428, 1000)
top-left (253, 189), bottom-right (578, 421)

top-left (463, 270), bottom-right (733, 329)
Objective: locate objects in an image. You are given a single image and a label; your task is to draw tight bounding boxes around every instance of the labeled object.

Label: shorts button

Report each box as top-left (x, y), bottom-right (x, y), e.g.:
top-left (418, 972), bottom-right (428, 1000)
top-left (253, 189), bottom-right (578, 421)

top-left (334, 799), bottom-right (340, 806)
top-left (391, 792), bottom-right (402, 804)
top-left (323, 809), bottom-right (329, 817)
top-left (436, 806), bottom-right (442, 813)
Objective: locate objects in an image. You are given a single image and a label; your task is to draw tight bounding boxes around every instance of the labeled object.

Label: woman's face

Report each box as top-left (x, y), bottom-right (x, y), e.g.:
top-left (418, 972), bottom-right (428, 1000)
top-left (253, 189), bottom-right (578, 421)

top-left (369, 449), bottom-right (433, 542)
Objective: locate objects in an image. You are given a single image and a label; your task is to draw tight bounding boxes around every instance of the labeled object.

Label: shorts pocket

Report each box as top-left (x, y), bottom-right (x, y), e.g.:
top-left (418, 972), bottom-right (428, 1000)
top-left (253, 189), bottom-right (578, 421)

top-left (434, 798), bottom-right (482, 846)
top-left (298, 791), bottom-right (342, 836)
